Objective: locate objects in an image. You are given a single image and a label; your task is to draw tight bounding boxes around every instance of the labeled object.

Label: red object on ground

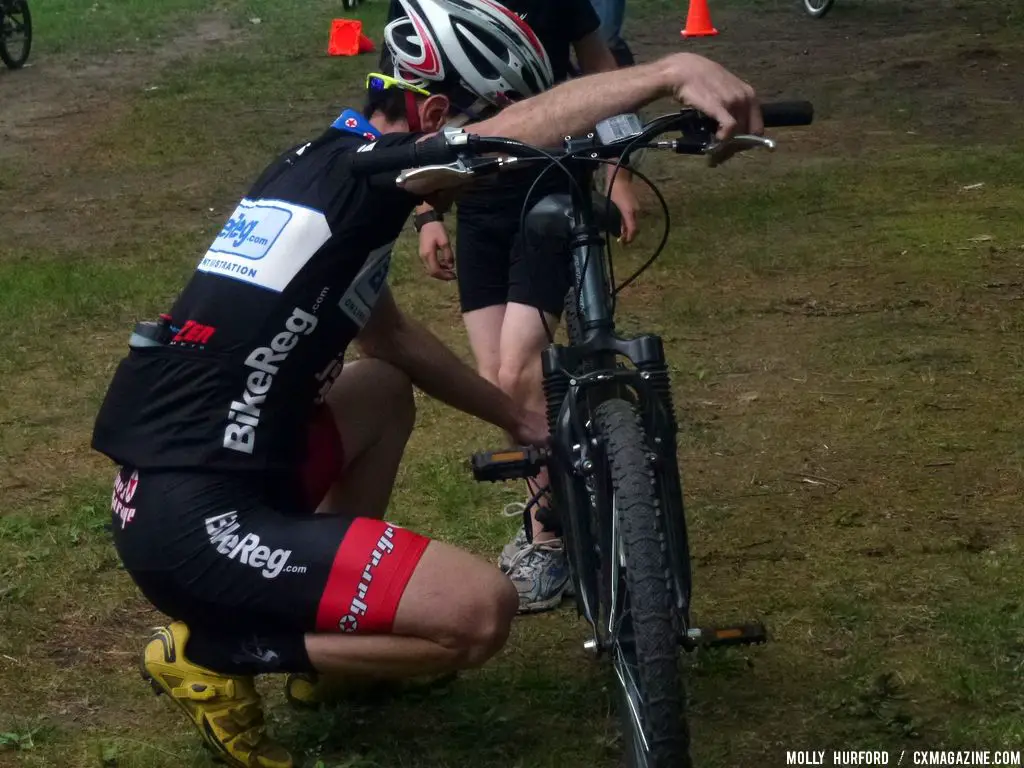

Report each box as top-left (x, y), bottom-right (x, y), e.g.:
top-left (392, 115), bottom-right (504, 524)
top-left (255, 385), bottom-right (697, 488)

top-left (681, 0), bottom-right (719, 37)
top-left (328, 19), bottom-right (375, 56)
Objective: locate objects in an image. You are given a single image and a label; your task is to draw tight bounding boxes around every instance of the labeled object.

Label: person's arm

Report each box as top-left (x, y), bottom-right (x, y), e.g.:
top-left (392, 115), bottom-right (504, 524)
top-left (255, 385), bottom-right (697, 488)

top-left (472, 52), bottom-right (761, 148)
top-left (573, 30), bottom-right (641, 242)
top-left (356, 287), bottom-right (546, 444)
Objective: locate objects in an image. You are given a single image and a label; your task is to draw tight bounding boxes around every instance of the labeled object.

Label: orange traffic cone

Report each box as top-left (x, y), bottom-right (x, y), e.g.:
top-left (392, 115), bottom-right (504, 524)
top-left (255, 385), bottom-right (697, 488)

top-left (328, 19), bottom-right (366, 56)
top-left (681, 0), bottom-right (718, 37)
top-left (358, 32), bottom-right (375, 53)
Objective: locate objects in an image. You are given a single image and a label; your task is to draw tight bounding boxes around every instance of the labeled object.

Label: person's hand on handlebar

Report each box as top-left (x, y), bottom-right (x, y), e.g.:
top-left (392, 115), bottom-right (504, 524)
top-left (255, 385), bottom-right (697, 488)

top-left (664, 53), bottom-right (763, 140)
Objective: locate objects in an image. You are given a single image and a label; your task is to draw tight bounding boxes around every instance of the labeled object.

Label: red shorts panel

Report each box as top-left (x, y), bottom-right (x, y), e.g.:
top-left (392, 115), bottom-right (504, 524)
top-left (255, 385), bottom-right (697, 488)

top-left (301, 404), bottom-right (346, 509)
top-left (314, 517), bottom-right (431, 634)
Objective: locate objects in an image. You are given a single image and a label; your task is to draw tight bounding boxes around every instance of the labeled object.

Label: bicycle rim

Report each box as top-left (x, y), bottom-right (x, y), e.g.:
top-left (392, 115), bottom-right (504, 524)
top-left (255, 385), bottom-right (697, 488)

top-left (803, 0), bottom-right (835, 18)
top-left (0, 1), bottom-right (31, 70)
top-left (613, 632), bottom-right (650, 767)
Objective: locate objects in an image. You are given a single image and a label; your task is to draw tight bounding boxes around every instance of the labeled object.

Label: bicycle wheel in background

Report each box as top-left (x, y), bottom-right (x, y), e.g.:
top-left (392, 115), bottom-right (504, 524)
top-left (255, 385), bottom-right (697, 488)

top-left (0, 0), bottom-right (32, 70)
top-left (803, 0), bottom-right (835, 18)
top-left (593, 398), bottom-right (690, 768)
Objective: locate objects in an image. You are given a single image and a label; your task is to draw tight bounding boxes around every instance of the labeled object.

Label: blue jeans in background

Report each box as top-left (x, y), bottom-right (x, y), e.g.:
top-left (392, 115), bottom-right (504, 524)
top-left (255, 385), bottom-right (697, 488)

top-left (589, 0), bottom-right (635, 66)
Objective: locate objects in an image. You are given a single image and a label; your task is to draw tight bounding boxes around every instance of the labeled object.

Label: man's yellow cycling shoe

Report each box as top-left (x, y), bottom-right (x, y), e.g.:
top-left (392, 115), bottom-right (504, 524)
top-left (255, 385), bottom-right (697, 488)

top-left (141, 622), bottom-right (292, 768)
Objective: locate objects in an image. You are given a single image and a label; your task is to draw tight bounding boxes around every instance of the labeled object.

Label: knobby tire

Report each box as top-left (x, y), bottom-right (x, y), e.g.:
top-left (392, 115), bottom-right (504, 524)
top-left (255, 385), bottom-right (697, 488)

top-left (0, 0), bottom-right (32, 70)
top-left (594, 398), bottom-right (689, 768)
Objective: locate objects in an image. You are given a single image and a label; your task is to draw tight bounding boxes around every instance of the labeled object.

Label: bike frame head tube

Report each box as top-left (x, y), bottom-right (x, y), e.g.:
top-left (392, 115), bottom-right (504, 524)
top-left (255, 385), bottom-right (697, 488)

top-left (568, 159), bottom-right (615, 336)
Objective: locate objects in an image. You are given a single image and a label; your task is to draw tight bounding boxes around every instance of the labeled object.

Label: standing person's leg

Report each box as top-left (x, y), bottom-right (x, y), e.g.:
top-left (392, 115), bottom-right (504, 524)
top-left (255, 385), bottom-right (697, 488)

top-left (453, 207), bottom-right (538, 520)
top-left (494, 232), bottom-right (575, 613)
top-left (452, 207), bottom-right (572, 612)
top-left (454, 210), bottom-right (516, 387)
top-left (590, 0), bottom-right (634, 67)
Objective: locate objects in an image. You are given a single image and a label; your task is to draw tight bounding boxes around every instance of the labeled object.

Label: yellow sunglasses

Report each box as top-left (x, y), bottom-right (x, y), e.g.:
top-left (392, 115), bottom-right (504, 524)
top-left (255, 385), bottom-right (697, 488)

top-left (365, 72), bottom-right (430, 97)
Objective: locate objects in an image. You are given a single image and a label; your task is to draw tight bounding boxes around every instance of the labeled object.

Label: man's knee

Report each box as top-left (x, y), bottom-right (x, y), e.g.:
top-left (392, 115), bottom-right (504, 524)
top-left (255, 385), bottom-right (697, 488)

top-left (428, 569), bottom-right (517, 668)
top-left (451, 574), bottom-right (517, 667)
top-left (396, 543), bottom-right (517, 669)
top-left (331, 358), bottom-right (416, 434)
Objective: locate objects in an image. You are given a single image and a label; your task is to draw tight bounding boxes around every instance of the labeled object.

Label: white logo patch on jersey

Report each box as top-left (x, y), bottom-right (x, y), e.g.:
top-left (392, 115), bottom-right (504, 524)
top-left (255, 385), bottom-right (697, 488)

top-left (198, 198), bottom-right (331, 293)
top-left (337, 242), bottom-right (394, 327)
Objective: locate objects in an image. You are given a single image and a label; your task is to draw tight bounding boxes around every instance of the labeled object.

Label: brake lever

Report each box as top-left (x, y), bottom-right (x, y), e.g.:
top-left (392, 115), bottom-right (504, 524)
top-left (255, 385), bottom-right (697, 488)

top-left (395, 157), bottom-right (505, 195)
top-left (704, 135), bottom-right (777, 167)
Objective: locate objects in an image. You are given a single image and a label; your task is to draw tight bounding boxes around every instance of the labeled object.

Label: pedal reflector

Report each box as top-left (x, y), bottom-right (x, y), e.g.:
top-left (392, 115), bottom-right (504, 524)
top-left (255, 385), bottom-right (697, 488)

top-left (683, 622), bottom-right (768, 649)
top-left (470, 446), bottom-right (548, 482)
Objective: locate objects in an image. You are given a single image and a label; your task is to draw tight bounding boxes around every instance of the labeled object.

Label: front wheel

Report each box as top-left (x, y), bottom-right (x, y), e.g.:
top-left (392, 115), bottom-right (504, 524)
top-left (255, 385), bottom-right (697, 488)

top-left (0, 0), bottom-right (32, 70)
top-left (593, 398), bottom-right (689, 768)
top-left (803, 0), bottom-right (835, 18)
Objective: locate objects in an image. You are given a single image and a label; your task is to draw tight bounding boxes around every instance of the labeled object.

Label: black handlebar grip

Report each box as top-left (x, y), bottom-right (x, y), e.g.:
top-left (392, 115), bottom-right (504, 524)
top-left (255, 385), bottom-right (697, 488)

top-left (761, 101), bottom-right (814, 128)
top-left (348, 132), bottom-right (459, 176)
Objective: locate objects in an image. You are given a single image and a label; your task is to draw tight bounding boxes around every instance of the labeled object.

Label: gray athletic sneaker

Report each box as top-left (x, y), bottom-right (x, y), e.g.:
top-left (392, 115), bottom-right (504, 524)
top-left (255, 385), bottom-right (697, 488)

top-left (498, 525), bottom-right (530, 573)
top-left (507, 540), bottom-right (570, 613)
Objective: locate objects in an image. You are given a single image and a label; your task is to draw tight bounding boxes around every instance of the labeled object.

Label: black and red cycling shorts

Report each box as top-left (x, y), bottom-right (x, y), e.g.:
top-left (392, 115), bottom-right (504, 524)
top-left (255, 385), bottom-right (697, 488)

top-left (109, 405), bottom-right (430, 637)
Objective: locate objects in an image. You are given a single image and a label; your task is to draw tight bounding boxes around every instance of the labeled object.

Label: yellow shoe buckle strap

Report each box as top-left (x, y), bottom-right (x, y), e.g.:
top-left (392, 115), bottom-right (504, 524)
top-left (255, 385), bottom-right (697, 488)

top-left (171, 678), bottom-right (237, 702)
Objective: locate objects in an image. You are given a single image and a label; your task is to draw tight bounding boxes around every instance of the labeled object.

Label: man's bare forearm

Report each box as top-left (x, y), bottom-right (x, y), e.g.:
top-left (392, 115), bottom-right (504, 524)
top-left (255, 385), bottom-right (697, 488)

top-left (362, 312), bottom-right (520, 435)
top-left (474, 58), bottom-right (671, 147)
top-left (574, 34), bottom-right (636, 185)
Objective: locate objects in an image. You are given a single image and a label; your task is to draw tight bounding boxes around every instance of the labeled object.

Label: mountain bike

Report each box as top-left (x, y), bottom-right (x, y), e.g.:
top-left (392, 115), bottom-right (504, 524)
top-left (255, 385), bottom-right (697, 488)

top-left (803, 0), bottom-right (835, 18)
top-left (0, 0), bottom-right (31, 70)
top-left (350, 99), bottom-right (814, 767)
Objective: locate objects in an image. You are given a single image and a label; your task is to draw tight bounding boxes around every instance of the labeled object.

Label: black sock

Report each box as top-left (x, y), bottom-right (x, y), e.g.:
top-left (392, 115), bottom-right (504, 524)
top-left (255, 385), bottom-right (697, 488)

top-left (185, 627), bottom-right (314, 676)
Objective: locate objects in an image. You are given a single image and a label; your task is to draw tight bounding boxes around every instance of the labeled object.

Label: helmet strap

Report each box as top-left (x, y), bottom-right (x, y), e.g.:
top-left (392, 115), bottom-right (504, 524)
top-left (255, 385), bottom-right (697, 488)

top-left (404, 90), bottom-right (422, 133)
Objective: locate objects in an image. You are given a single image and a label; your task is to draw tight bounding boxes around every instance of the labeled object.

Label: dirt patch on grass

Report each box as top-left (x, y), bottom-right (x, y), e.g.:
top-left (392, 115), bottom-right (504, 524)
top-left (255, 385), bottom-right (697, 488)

top-left (630, 0), bottom-right (1024, 149)
top-left (0, 16), bottom-right (242, 158)
top-left (41, 604), bottom-right (160, 673)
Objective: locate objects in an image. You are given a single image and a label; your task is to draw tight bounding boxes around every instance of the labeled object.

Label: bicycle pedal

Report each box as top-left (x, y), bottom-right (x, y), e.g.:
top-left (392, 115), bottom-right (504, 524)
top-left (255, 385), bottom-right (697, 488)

top-left (683, 622), bottom-right (768, 650)
top-left (469, 447), bottom-right (548, 482)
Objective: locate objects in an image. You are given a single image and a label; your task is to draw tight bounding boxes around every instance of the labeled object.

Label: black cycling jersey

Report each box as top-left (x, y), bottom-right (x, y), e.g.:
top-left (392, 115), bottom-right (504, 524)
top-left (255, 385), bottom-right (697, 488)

top-left (92, 110), bottom-right (421, 476)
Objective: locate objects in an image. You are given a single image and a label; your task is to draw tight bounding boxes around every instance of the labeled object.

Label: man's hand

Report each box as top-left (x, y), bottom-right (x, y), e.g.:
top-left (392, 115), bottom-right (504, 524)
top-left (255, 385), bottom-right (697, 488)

top-left (510, 405), bottom-right (549, 449)
top-left (608, 174), bottom-right (640, 244)
top-left (665, 52), bottom-right (762, 140)
top-left (418, 220), bottom-right (456, 281)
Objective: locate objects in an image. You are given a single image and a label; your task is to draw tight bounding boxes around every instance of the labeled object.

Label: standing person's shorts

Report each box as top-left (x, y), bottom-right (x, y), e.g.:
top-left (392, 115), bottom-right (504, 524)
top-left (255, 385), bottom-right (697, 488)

top-left (109, 405), bottom-right (431, 638)
top-left (454, 205), bottom-right (572, 318)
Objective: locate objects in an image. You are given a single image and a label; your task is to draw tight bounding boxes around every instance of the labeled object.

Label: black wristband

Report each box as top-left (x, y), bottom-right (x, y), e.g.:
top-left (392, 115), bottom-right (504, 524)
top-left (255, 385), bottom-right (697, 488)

top-left (413, 209), bottom-right (443, 232)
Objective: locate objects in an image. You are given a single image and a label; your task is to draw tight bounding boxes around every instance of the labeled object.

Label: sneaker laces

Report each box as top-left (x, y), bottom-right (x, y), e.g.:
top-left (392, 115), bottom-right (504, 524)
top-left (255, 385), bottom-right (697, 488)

top-left (507, 539), bottom-right (562, 575)
top-left (500, 482), bottom-right (551, 517)
top-left (502, 501), bottom-right (526, 518)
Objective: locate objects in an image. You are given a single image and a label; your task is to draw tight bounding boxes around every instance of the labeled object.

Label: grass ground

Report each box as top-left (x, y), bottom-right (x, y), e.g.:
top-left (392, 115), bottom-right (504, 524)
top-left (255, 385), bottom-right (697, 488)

top-left (1, 0), bottom-right (1023, 766)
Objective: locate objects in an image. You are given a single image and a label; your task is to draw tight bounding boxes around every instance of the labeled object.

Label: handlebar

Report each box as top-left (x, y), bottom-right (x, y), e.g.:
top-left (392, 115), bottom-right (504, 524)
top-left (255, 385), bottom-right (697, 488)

top-left (347, 100), bottom-right (814, 178)
top-left (760, 100), bottom-right (815, 127)
top-left (348, 131), bottom-right (459, 175)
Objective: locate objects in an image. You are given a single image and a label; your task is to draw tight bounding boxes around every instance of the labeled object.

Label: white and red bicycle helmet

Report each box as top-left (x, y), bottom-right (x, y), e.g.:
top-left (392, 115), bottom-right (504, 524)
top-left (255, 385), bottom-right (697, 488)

top-left (383, 0), bottom-right (554, 115)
